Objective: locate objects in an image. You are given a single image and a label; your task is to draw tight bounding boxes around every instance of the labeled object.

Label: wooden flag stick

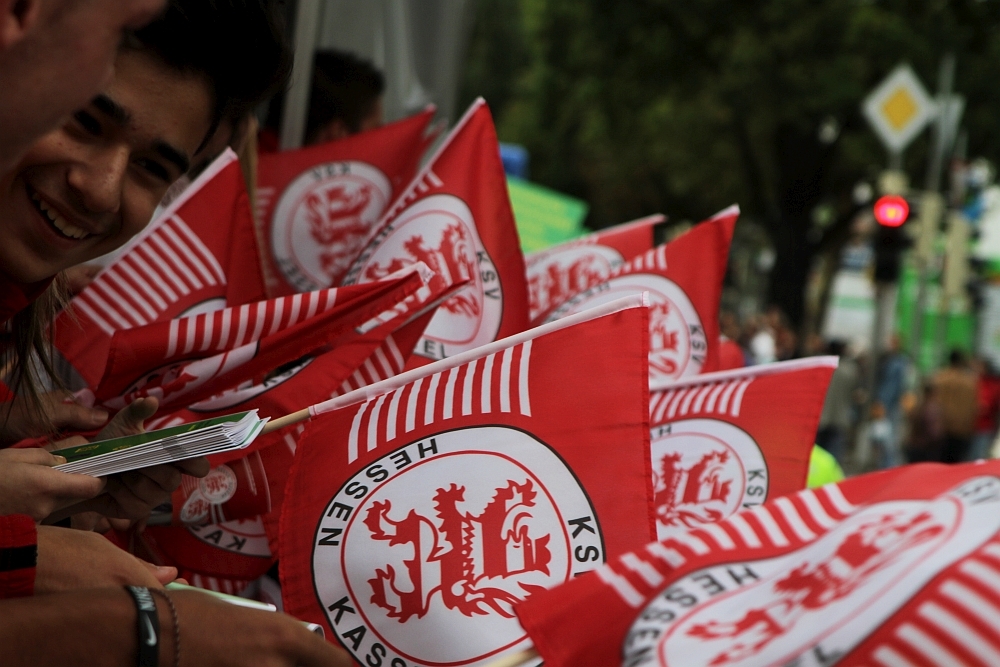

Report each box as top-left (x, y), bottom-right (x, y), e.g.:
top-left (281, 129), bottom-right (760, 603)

top-left (261, 408), bottom-right (310, 434)
top-left (260, 292), bottom-right (649, 436)
top-left (482, 648), bottom-right (539, 667)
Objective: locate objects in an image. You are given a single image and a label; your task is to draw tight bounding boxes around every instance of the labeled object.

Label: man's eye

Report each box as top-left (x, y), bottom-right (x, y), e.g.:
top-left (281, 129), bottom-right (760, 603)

top-left (72, 111), bottom-right (102, 135)
top-left (135, 158), bottom-right (171, 182)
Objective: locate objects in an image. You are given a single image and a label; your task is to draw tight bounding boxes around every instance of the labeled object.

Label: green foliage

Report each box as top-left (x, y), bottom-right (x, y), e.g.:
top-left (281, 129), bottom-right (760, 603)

top-left (461, 0), bottom-right (1000, 323)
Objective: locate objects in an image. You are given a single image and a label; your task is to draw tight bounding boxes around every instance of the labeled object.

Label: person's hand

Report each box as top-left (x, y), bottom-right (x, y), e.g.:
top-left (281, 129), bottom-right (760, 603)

top-left (169, 590), bottom-right (352, 667)
top-left (35, 525), bottom-right (176, 594)
top-left (47, 397), bottom-right (209, 523)
top-left (0, 448), bottom-right (105, 522)
top-left (0, 389), bottom-right (109, 446)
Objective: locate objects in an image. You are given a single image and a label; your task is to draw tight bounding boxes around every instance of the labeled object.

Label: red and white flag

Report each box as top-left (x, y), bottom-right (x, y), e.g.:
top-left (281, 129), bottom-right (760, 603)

top-left (648, 357), bottom-right (837, 540)
top-left (517, 461), bottom-right (1000, 667)
top-left (257, 108), bottom-right (437, 295)
top-left (279, 297), bottom-right (653, 667)
top-left (55, 151), bottom-right (265, 388)
top-left (136, 440), bottom-right (297, 595)
top-left (94, 264), bottom-right (432, 411)
top-left (539, 207), bottom-right (737, 383)
top-left (527, 214), bottom-right (665, 321)
top-left (341, 98), bottom-right (529, 365)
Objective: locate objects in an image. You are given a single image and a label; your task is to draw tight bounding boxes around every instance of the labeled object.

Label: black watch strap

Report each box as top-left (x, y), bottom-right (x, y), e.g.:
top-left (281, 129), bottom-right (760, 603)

top-left (126, 585), bottom-right (160, 667)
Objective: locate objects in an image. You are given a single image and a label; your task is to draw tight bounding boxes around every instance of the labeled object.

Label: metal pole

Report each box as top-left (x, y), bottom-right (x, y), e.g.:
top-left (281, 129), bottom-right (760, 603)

top-left (279, 0), bottom-right (323, 150)
top-left (911, 53), bottom-right (957, 370)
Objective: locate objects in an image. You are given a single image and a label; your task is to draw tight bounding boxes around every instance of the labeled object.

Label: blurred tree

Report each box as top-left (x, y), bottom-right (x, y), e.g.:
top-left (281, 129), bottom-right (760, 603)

top-left (460, 0), bottom-right (1000, 332)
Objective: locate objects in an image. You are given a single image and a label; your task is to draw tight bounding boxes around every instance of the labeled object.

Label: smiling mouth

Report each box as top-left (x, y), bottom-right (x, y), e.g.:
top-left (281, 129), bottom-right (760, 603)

top-left (28, 189), bottom-right (91, 240)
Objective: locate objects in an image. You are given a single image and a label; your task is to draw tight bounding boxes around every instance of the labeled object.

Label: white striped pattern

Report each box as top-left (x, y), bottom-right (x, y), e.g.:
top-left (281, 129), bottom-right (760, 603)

top-left (189, 573), bottom-right (253, 596)
top-left (164, 289), bottom-right (338, 359)
top-left (345, 340), bottom-right (532, 462)
top-left (74, 215), bottom-right (226, 336)
top-left (854, 537), bottom-right (1000, 666)
top-left (335, 333), bottom-right (407, 395)
top-left (620, 244), bottom-right (668, 273)
top-left (601, 486), bottom-right (855, 608)
top-left (649, 378), bottom-right (753, 425)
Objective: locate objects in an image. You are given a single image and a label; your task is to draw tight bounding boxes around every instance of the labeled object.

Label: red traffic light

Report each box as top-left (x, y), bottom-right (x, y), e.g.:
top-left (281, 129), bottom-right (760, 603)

top-left (874, 195), bottom-right (909, 227)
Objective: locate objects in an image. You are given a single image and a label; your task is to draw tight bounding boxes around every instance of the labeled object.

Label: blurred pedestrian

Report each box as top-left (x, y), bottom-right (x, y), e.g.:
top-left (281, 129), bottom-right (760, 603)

top-left (933, 349), bottom-right (978, 463)
top-left (261, 48), bottom-right (385, 151)
top-left (873, 334), bottom-right (913, 457)
top-left (907, 381), bottom-right (945, 463)
top-left (868, 401), bottom-right (899, 469)
top-left (816, 340), bottom-right (861, 466)
top-left (968, 358), bottom-right (1000, 460)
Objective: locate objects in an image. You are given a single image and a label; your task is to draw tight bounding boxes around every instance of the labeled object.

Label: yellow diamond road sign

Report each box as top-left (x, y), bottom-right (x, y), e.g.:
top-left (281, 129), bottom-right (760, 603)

top-left (862, 64), bottom-right (937, 153)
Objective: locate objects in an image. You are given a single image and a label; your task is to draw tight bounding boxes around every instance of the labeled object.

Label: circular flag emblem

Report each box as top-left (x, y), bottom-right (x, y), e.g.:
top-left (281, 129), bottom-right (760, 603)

top-left (271, 161), bottom-right (391, 291)
top-left (545, 273), bottom-right (706, 381)
top-left (104, 344), bottom-right (257, 410)
top-left (623, 476), bottom-right (1000, 667)
top-left (343, 194), bottom-right (503, 361)
top-left (526, 245), bottom-right (624, 319)
top-left (312, 426), bottom-right (603, 666)
top-left (189, 356), bottom-right (313, 413)
top-left (650, 419), bottom-right (767, 540)
top-left (188, 516), bottom-right (272, 558)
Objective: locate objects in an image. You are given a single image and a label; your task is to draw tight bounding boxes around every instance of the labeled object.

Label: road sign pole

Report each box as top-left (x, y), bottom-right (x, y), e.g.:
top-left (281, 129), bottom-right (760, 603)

top-left (912, 54), bottom-right (958, 369)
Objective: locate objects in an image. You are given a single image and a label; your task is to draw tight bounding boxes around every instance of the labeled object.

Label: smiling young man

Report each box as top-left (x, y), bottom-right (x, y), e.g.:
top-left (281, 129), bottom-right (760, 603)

top-left (0, 1), bottom-right (350, 663)
top-left (2, 47), bottom-right (210, 283)
top-left (0, 0), bottom-right (169, 177)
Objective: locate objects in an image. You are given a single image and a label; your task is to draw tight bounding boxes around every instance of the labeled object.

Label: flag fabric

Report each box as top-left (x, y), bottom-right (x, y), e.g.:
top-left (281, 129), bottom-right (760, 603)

top-left (516, 460), bottom-right (1000, 667)
top-left (54, 151), bottom-right (265, 389)
top-left (256, 108), bottom-right (437, 295)
top-left (93, 264), bottom-right (433, 411)
top-left (279, 297), bottom-right (653, 667)
top-left (648, 357), bottom-right (837, 540)
top-left (171, 448), bottom-right (272, 526)
top-left (137, 440), bottom-right (295, 594)
top-left (342, 98), bottom-right (529, 365)
top-left (539, 207), bottom-right (738, 383)
top-left (526, 214), bottom-right (665, 321)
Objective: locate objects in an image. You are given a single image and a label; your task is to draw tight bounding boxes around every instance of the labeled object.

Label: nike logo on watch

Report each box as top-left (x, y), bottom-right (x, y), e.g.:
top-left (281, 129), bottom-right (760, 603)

top-left (143, 614), bottom-right (157, 647)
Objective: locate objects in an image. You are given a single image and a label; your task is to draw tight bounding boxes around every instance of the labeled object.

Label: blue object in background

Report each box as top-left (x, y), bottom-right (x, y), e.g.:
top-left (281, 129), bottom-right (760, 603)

top-left (500, 143), bottom-right (530, 179)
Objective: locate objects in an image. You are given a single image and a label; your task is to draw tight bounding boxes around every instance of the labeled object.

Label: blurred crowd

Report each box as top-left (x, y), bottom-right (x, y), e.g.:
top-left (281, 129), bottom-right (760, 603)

top-left (720, 306), bottom-right (1000, 474)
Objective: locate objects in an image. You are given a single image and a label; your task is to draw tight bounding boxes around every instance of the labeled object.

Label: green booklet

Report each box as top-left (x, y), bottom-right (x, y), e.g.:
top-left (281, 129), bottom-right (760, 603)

top-left (53, 411), bottom-right (267, 477)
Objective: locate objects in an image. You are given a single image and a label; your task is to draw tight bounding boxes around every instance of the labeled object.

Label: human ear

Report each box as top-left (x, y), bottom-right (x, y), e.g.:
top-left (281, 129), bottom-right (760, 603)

top-left (0, 0), bottom-right (41, 50)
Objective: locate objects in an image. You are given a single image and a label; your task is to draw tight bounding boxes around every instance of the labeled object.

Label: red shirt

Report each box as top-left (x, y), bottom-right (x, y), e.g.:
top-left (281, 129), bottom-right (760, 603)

top-left (975, 375), bottom-right (1000, 432)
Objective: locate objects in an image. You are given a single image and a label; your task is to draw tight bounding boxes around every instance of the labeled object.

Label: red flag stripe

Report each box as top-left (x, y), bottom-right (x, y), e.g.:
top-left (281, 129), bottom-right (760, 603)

top-left (597, 485), bottom-right (859, 608)
top-left (346, 340), bottom-right (532, 462)
top-left (860, 540), bottom-right (1000, 666)
top-left (619, 244), bottom-right (669, 273)
top-left (78, 216), bottom-right (226, 335)
top-left (650, 377), bottom-right (754, 423)
top-left (164, 289), bottom-right (338, 358)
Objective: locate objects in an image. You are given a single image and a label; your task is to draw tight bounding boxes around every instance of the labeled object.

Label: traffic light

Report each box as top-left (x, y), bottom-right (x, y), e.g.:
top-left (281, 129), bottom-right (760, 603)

top-left (873, 195), bottom-right (909, 227)
top-left (872, 195), bottom-right (913, 283)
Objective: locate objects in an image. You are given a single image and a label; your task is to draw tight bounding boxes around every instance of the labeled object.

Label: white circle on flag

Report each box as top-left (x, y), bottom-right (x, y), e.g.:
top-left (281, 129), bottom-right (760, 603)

top-left (271, 161), bottom-right (391, 291)
top-left (545, 273), bottom-right (707, 381)
top-left (188, 516), bottom-right (271, 557)
top-left (650, 419), bottom-right (767, 540)
top-left (343, 194), bottom-right (503, 360)
top-left (311, 426), bottom-right (603, 667)
top-left (526, 245), bottom-right (624, 319)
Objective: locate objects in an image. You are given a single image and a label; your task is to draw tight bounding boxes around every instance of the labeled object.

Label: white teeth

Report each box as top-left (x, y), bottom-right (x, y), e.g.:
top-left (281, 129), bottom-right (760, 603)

top-left (30, 191), bottom-right (89, 240)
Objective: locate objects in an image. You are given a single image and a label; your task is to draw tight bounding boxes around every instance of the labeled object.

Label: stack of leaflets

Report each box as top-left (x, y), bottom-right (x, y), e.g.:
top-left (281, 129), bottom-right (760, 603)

top-left (53, 411), bottom-right (268, 477)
